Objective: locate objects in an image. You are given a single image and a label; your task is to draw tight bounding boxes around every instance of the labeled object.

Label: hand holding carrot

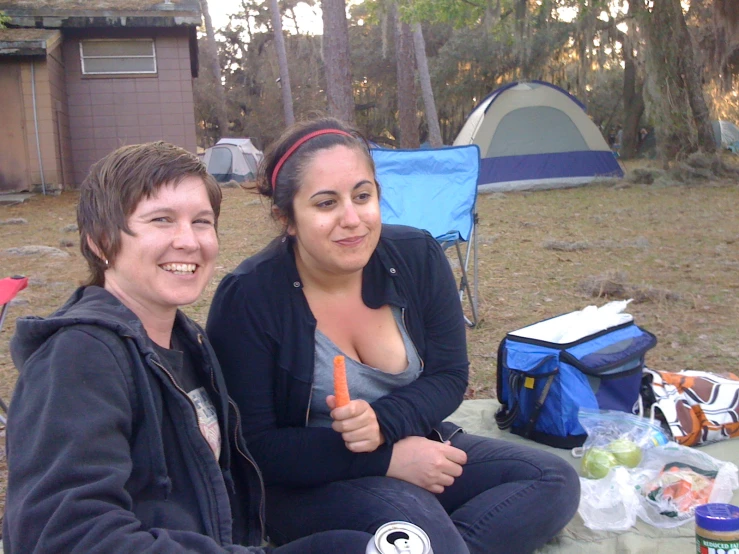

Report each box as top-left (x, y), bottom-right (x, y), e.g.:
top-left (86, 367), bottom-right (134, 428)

top-left (329, 355), bottom-right (385, 452)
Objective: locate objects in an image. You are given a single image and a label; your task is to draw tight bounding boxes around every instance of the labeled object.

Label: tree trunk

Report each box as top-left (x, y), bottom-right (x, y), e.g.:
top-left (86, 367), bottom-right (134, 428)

top-left (643, 0), bottom-right (715, 162)
top-left (322, 0), bottom-right (355, 123)
top-left (536, 0), bottom-right (550, 27)
top-left (288, 7), bottom-right (301, 35)
top-left (412, 23), bottom-right (442, 147)
top-left (576, 9), bottom-right (595, 105)
top-left (681, 26), bottom-right (716, 152)
top-left (199, 0), bottom-right (229, 139)
top-left (619, 6), bottom-right (644, 161)
top-left (714, 0), bottom-right (739, 83)
top-left (514, 0), bottom-right (528, 78)
top-left (394, 8), bottom-right (420, 148)
top-left (620, 55), bottom-right (644, 160)
top-left (269, 0), bottom-right (295, 126)
top-left (721, 68), bottom-right (734, 93)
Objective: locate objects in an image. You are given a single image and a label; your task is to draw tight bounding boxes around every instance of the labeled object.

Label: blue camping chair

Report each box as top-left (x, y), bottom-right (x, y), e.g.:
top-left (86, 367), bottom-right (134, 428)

top-left (371, 145), bottom-right (481, 327)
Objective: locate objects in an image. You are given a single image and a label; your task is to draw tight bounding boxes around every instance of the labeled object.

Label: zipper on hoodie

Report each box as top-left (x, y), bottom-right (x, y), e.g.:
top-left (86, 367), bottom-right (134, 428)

top-left (228, 397), bottom-right (267, 543)
top-left (304, 384), bottom-right (314, 426)
top-left (403, 306), bottom-right (458, 442)
top-left (400, 309), bottom-right (464, 443)
top-left (200, 335), bottom-right (267, 544)
top-left (152, 358), bottom-right (224, 544)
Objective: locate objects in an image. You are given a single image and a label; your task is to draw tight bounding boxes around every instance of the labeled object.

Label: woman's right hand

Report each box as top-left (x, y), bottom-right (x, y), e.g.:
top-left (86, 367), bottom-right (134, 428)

top-left (386, 436), bottom-right (467, 494)
top-left (328, 396), bottom-right (385, 453)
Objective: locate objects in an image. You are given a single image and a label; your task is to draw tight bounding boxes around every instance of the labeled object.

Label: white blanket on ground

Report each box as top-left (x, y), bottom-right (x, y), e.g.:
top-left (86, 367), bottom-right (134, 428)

top-left (448, 399), bottom-right (739, 554)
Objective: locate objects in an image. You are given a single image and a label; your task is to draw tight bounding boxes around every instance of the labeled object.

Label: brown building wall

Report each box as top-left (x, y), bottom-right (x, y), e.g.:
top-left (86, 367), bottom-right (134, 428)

top-left (64, 29), bottom-right (198, 185)
top-left (0, 60), bottom-right (31, 192)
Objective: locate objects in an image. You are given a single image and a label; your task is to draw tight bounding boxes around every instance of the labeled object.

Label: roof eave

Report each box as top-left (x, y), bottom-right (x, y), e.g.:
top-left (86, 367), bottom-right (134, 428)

top-left (0, 29), bottom-right (62, 57)
top-left (0, 42), bottom-right (47, 56)
top-left (6, 13), bottom-right (201, 28)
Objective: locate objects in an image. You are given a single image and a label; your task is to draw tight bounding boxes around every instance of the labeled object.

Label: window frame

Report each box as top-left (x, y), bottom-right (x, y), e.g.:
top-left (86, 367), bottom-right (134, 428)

top-left (79, 38), bottom-right (157, 76)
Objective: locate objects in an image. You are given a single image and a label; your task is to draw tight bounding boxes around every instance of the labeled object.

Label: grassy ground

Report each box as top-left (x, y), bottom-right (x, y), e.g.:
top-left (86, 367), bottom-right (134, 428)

top-left (1, 162), bottom-right (738, 516)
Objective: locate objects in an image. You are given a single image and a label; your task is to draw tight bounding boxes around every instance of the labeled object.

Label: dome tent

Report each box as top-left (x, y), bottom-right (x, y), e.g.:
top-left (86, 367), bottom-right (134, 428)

top-left (637, 120), bottom-right (739, 159)
top-left (712, 120), bottom-right (739, 151)
top-left (202, 138), bottom-right (264, 183)
top-left (453, 81), bottom-right (624, 193)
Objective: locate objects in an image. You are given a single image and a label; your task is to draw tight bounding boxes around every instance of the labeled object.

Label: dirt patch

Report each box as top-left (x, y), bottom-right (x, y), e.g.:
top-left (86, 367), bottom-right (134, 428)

top-left (1, 161), bottom-right (739, 513)
top-left (577, 270), bottom-right (682, 303)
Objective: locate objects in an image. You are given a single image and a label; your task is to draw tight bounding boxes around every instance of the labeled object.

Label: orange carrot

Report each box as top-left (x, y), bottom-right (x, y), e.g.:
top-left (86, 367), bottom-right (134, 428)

top-left (334, 355), bottom-right (351, 407)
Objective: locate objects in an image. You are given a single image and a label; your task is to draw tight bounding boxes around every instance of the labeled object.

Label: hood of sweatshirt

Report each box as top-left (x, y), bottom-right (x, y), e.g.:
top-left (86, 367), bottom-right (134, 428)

top-left (11, 286), bottom-right (184, 372)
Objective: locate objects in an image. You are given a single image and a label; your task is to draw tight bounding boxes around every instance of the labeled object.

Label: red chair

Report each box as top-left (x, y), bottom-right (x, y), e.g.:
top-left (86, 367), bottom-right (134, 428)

top-left (0, 276), bottom-right (28, 425)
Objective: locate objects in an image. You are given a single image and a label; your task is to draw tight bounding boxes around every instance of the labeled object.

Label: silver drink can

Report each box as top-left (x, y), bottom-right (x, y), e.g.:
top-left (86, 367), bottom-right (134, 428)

top-left (366, 521), bottom-right (433, 554)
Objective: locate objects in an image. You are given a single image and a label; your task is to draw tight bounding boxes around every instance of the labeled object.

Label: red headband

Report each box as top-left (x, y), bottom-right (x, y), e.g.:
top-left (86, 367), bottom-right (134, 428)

top-left (271, 129), bottom-right (354, 191)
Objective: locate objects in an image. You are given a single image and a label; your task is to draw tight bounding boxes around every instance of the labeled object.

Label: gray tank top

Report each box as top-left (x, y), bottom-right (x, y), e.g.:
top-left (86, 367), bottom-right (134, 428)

top-left (308, 305), bottom-right (422, 428)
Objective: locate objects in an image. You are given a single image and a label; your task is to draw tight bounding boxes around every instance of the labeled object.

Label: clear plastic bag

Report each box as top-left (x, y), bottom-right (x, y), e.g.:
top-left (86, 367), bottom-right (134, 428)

top-left (576, 408), bottom-right (671, 531)
top-left (576, 408), bottom-right (669, 480)
top-left (578, 466), bottom-right (640, 531)
top-left (632, 443), bottom-right (739, 528)
top-left (576, 427), bottom-right (739, 530)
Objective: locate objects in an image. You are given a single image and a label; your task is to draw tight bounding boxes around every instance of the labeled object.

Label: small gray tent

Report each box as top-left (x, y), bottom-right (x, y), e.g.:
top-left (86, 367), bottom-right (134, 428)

top-left (712, 120), bottom-right (739, 151)
top-left (203, 138), bottom-right (264, 183)
top-left (638, 120), bottom-right (739, 158)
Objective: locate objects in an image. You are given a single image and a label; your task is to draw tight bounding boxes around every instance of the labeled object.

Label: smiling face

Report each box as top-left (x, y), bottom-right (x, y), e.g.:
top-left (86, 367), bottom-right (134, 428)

top-left (102, 176), bottom-right (218, 324)
top-left (288, 145), bottom-right (381, 279)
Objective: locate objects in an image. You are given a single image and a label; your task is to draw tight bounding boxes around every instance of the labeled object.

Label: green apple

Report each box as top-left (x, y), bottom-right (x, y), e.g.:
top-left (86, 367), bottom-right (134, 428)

top-left (581, 447), bottom-right (618, 479)
top-left (606, 438), bottom-right (643, 468)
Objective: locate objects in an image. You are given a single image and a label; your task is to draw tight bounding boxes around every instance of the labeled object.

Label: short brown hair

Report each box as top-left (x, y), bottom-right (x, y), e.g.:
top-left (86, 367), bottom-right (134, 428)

top-left (256, 116), bottom-right (377, 232)
top-left (78, 141), bottom-right (221, 287)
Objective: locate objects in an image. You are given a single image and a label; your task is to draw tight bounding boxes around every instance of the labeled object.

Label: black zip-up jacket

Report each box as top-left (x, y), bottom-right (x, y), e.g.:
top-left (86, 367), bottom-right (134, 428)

top-left (206, 224), bottom-right (469, 488)
top-left (4, 286), bottom-right (267, 553)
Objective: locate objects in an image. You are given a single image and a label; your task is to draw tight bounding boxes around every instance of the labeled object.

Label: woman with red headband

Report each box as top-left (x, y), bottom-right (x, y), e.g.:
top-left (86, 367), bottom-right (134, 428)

top-left (206, 117), bottom-right (580, 553)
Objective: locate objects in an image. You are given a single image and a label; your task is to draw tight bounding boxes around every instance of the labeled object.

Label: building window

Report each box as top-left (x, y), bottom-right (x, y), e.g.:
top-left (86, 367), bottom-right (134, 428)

top-left (80, 39), bottom-right (157, 75)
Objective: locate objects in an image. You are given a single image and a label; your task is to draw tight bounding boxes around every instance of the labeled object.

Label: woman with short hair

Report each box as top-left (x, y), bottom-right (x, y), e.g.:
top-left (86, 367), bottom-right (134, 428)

top-left (4, 141), bottom-right (371, 553)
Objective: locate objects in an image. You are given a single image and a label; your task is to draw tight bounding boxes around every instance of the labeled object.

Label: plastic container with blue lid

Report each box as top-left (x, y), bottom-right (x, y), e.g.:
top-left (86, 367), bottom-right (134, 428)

top-left (695, 503), bottom-right (739, 553)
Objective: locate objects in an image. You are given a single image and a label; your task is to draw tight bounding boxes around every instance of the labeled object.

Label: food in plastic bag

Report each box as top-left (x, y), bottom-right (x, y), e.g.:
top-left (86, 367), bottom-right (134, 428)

top-left (643, 462), bottom-right (715, 518)
top-left (577, 443), bottom-right (739, 531)
top-left (632, 443), bottom-right (739, 528)
top-left (576, 408), bottom-right (669, 479)
top-left (582, 447), bottom-right (619, 479)
top-left (575, 411), bottom-right (739, 530)
top-left (606, 437), bottom-right (643, 467)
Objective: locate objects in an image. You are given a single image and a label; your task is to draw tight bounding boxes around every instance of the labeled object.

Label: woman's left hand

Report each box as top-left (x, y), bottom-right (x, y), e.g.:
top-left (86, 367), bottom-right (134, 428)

top-left (327, 396), bottom-right (386, 453)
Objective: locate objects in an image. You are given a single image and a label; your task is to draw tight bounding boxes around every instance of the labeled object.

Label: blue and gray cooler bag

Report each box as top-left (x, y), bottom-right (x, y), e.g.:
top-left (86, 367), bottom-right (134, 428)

top-left (495, 317), bottom-right (657, 448)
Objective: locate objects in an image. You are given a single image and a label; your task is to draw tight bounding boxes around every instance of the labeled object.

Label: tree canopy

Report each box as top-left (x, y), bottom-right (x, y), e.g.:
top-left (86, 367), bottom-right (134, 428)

top-left (194, 0), bottom-right (739, 162)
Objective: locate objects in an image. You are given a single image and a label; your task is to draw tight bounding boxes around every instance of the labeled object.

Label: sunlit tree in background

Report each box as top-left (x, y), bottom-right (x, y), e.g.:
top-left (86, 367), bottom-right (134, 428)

top-left (194, 0), bottom-right (739, 165)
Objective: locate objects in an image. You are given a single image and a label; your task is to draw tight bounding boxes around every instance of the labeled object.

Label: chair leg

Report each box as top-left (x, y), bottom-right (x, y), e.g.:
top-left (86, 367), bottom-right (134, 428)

top-left (473, 214), bottom-right (479, 322)
top-left (455, 241), bottom-right (478, 328)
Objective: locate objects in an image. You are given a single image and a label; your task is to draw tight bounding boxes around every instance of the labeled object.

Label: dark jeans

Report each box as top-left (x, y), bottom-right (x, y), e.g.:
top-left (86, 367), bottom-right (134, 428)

top-left (273, 530), bottom-right (373, 553)
top-left (266, 433), bottom-right (580, 554)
